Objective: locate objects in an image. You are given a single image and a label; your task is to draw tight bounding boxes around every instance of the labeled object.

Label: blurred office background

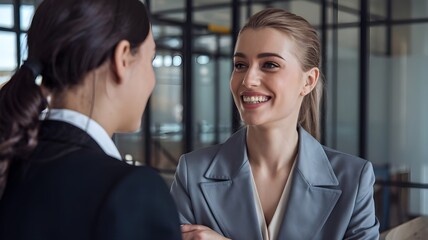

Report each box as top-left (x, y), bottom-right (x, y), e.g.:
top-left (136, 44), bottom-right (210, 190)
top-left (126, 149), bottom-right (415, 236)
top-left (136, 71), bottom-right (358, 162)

top-left (1, 0), bottom-right (428, 233)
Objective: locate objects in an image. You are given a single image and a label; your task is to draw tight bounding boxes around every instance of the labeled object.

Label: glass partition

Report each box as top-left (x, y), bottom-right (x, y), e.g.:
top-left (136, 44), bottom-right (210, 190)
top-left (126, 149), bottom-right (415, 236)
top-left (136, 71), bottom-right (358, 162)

top-left (4, 0), bottom-right (428, 232)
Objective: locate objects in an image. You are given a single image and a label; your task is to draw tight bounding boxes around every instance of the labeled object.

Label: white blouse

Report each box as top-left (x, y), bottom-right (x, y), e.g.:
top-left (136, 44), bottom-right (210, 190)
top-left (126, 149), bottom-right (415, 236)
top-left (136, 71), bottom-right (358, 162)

top-left (250, 159), bottom-right (296, 240)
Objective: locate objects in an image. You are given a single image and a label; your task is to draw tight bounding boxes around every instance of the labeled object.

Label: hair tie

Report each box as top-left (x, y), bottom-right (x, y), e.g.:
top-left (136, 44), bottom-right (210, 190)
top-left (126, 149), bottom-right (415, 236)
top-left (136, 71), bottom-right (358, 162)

top-left (22, 59), bottom-right (43, 78)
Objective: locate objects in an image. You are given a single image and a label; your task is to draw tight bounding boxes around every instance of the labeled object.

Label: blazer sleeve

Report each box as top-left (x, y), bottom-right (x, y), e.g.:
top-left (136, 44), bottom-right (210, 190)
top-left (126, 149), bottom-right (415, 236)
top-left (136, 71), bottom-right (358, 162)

top-left (95, 167), bottom-right (181, 240)
top-left (345, 161), bottom-right (380, 240)
top-left (170, 155), bottom-right (195, 224)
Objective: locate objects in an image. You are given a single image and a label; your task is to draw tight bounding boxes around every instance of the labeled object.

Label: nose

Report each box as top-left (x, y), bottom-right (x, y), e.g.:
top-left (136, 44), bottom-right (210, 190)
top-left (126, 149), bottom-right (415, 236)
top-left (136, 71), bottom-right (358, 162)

top-left (241, 66), bottom-right (260, 88)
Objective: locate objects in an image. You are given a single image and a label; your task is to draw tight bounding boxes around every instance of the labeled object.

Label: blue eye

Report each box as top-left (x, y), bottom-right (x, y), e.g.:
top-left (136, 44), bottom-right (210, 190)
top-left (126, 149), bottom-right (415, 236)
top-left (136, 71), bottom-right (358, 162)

top-left (263, 62), bottom-right (279, 69)
top-left (234, 63), bottom-right (247, 70)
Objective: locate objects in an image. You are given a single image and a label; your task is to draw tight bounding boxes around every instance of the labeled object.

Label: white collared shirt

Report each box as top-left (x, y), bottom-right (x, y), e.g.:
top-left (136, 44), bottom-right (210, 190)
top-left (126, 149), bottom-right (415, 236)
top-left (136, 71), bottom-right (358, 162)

top-left (250, 159), bottom-right (297, 240)
top-left (41, 109), bottom-right (122, 160)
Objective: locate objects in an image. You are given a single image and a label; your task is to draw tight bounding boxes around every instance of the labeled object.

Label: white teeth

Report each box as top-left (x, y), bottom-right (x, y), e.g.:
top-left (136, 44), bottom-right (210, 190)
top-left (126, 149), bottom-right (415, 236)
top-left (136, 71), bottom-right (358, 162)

top-left (242, 96), bottom-right (269, 104)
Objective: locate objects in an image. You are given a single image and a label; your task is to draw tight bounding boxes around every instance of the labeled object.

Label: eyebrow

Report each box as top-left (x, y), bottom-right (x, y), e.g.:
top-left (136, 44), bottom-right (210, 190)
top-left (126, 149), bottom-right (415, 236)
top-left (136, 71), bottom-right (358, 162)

top-left (234, 52), bottom-right (285, 61)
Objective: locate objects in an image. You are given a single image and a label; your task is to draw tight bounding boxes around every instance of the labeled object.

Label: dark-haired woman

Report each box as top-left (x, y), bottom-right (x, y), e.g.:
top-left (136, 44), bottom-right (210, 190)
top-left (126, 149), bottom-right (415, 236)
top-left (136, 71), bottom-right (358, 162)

top-left (0, 0), bottom-right (181, 239)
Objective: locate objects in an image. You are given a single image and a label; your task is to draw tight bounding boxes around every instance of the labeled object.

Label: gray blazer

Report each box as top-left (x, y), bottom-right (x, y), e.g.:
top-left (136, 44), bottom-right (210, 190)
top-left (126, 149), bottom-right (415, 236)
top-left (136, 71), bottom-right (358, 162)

top-left (170, 127), bottom-right (379, 240)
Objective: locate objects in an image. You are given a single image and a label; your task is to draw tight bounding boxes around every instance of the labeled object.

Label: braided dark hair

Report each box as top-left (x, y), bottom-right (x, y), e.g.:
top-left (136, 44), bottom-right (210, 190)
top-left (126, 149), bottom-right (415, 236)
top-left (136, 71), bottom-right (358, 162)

top-left (0, 0), bottom-right (151, 197)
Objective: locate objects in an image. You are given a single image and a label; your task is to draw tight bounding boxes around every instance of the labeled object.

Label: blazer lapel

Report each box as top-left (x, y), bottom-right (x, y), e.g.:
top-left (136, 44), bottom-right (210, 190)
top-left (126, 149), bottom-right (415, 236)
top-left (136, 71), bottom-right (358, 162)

top-left (277, 128), bottom-right (342, 239)
top-left (200, 128), bottom-right (263, 240)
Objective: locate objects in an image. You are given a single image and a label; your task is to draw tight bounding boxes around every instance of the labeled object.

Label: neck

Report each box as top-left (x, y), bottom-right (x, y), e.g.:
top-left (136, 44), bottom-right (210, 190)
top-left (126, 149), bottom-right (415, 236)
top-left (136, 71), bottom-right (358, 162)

top-left (49, 73), bottom-right (117, 137)
top-left (246, 124), bottom-right (299, 172)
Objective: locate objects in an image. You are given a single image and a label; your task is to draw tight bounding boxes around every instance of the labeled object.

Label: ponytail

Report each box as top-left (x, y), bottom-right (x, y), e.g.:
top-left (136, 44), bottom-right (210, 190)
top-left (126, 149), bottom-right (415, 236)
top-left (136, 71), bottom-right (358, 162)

top-left (298, 78), bottom-right (323, 141)
top-left (0, 64), bottom-right (46, 198)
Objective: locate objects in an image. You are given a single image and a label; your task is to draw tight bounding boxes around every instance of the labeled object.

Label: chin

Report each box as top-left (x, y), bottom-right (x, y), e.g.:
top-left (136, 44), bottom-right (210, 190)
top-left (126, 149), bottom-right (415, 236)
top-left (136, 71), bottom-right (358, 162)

top-left (241, 116), bottom-right (266, 126)
top-left (131, 125), bottom-right (142, 133)
top-left (129, 123), bottom-right (142, 133)
top-left (117, 122), bottom-right (141, 133)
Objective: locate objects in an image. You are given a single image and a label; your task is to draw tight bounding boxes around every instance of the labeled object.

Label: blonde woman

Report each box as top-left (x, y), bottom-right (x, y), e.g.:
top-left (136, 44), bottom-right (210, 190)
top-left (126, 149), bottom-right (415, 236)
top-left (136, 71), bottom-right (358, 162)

top-left (171, 8), bottom-right (379, 240)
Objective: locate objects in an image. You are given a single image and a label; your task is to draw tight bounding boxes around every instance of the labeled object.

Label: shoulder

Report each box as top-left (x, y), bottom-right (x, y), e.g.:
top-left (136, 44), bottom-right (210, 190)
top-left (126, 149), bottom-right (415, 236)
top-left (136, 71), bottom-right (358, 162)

top-left (57, 148), bottom-right (134, 175)
top-left (298, 127), bottom-right (373, 183)
top-left (28, 143), bottom-right (136, 191)
top-left (322, 146), bottom-right (375, 189)
top-left (96, 166), bottom-right (181, 239)
top-left (322, 146), bottom-right (372, 173)
top-left (179, 127), bottom-right (247, 171)
top-left (174, 144), bottom-right (222, 181)
top-left (181, 144), bottom-right (221, 166)
top-left (97, 165), bottom-right (175, 218)
top-left (68, 152), bottom-right (170, 193)
top-left (106, 166), bottom-right (170, 198)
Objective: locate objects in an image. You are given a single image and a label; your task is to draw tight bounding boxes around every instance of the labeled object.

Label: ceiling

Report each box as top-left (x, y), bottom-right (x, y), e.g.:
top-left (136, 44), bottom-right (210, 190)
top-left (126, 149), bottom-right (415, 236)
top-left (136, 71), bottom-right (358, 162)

top-left (0, 0), bottom-right (417, 56)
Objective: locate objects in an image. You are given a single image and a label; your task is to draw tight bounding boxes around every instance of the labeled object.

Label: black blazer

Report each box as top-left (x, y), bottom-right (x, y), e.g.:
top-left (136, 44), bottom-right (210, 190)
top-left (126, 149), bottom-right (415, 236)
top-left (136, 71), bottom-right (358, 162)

top-left (0, 120), bottom-right (181, 240)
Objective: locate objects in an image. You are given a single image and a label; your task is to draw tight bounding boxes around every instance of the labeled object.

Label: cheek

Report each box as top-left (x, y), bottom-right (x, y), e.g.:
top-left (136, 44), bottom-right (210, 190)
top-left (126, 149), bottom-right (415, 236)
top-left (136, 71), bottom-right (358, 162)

top-left (229, 74), bottom-right (241, 94)
top-left (146, 67), bottom-right (155, 89)
top-left (230, 76), bottom-right (244, 107)
top-left (142, 62), bottom-right (156, 94)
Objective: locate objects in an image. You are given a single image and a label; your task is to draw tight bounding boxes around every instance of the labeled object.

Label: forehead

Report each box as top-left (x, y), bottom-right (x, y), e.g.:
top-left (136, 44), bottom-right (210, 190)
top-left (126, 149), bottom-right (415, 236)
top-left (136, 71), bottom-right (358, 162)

top-left (235, 28), bottom-right (297, 56)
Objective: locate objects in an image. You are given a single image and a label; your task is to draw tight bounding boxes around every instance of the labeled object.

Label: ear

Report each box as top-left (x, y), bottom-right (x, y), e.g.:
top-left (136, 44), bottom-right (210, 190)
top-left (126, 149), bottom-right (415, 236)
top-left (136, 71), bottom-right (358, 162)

top-left (112, 40), bottom-right (133, 84)
top-left (300, 67), bottom-right (319, 96)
